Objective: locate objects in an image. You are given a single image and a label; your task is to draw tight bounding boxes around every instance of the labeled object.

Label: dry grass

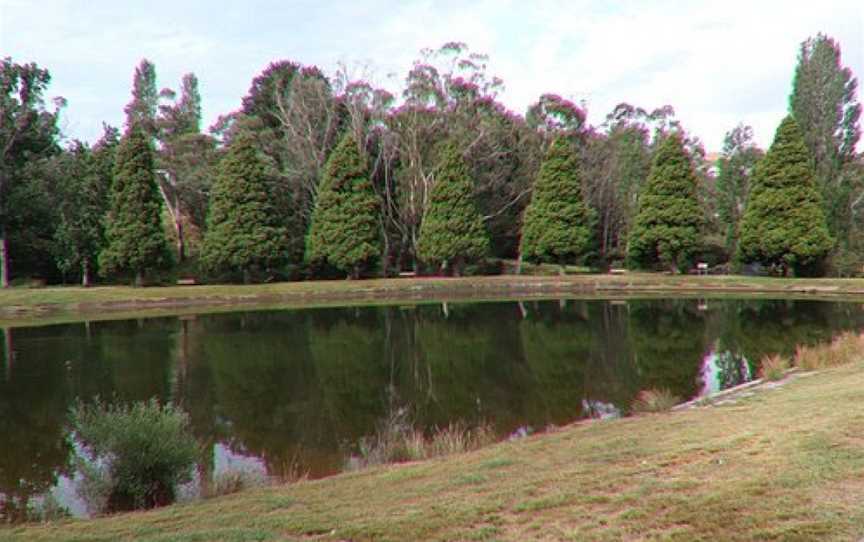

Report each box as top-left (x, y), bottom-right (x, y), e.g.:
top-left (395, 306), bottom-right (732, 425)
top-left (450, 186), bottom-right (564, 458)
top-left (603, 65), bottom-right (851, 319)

top-left (349, 411), bottom-right (496, 470)
top-left (794, 331), bottom-right (864, 370)
top-left (631, 388), bottom-right (680, 413)
top-left (758, 353), bottom-right (790, 381)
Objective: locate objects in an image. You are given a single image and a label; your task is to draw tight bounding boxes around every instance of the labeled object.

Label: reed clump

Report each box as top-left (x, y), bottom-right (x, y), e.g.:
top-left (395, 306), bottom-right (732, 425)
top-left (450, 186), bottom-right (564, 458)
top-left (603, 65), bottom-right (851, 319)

top-left (349, 410), bottom-right (496, 470)
top-left (793, 331), bottom-right (864, 370)
top-left (631, 388), bottom-right (680, 413)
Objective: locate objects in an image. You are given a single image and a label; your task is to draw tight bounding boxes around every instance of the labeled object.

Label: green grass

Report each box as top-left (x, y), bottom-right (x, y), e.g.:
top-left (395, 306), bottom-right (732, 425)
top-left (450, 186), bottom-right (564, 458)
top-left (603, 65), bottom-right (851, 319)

top-left (6, 272), bottom-right (864, 328)
top-left (6, 362), bottom-right (864, 541)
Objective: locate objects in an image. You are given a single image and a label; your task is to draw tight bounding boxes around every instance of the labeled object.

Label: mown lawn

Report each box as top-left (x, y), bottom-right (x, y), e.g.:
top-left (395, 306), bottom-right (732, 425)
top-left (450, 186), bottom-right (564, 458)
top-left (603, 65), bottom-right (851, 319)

top-left (5, 273), bottom-right (864, 328)
top-left (5, 363), bottom-right (864, 541)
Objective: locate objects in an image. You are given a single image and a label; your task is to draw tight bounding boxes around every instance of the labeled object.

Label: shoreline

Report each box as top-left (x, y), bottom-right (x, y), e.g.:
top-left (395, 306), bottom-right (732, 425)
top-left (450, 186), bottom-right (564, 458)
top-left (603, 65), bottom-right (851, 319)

top-left (5, 273), bottom-right (864, 327)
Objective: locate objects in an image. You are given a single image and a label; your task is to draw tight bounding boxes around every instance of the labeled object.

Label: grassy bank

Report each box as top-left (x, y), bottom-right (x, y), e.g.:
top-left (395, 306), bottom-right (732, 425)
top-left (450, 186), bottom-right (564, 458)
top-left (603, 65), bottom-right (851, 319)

top-left (5, 273), bottom-right (864, 327)
top-left (5, 361), bottom-right (864, 541)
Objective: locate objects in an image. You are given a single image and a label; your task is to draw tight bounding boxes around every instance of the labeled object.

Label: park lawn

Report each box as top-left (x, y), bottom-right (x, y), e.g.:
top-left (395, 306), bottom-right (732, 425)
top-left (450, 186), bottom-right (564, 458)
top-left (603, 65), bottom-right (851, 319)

top-left (5, 272), bottom-right (864, 327)
top-left (4, 362), bottom-right (864, 541)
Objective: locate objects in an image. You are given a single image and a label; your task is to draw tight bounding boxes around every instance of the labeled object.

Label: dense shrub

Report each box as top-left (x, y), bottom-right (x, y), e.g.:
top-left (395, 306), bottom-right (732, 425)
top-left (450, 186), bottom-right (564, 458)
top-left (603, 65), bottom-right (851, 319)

top-left (70, 398), bottom-right (198, 514)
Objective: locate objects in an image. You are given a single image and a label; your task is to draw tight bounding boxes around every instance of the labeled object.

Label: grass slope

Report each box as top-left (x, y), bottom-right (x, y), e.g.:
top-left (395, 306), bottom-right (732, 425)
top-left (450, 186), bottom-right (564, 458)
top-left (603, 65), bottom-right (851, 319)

top-left (5, 364), bottom-right (864, 541)
top-left (6, 273), bottom-right (864, 328)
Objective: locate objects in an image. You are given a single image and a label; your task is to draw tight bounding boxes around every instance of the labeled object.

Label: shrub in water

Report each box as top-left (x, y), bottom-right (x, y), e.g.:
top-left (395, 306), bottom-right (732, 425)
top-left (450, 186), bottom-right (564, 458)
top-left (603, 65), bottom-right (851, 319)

top-left (70, 398), bottom-right (198, 513)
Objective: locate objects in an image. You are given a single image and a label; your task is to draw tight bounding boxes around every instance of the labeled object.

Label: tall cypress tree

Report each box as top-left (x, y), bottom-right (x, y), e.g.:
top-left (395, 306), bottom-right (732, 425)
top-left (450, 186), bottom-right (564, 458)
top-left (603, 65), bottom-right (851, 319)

top-left (99, 127), bottom-right (172, 285)
top-left (627, 133), bottom-right (702, 273)
top-left (200, 133), bottom-right (287, 282)
top-left (520, 137), bottom-right (595, 270)
top-left (306, 133), bottom-right (380, 278)
top-left (737, 115), bottom-right (833, 276)
top-left (416, 142), bottom-right (489, 274)
top-left (789, 34), bottom-right (861, 240)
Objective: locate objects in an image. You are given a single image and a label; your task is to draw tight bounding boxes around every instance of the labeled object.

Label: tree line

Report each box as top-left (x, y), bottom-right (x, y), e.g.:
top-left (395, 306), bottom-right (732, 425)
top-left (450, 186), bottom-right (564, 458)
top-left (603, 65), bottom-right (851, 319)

top-left (0, 35), bottom-right (861, 286)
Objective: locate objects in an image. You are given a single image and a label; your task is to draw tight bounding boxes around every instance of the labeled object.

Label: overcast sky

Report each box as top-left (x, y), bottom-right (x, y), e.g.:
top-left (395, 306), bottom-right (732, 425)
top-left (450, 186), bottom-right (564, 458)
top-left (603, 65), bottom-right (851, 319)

top-left (2, 1), bottom-right (863, 151)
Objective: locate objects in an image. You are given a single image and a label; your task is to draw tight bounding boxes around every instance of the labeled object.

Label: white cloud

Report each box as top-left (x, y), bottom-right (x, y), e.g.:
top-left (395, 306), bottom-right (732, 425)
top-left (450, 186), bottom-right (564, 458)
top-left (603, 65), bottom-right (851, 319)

top-left (2, 0), bottom-right (862, 151)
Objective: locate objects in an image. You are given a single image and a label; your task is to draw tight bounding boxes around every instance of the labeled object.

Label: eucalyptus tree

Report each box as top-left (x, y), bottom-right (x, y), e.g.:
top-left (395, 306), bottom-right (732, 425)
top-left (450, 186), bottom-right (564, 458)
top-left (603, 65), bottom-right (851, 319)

top-left (157, 73), bottom-right (216, 261)
top-left (0, 58), bottom-right (62, 287)
top-left (714, 124), bottom-right (763, 254)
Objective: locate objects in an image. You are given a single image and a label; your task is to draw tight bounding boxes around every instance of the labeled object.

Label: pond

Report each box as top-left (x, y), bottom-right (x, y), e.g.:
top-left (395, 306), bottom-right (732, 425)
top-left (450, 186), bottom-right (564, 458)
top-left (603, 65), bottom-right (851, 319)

top-left (2, 297), bottom-right (863, 519)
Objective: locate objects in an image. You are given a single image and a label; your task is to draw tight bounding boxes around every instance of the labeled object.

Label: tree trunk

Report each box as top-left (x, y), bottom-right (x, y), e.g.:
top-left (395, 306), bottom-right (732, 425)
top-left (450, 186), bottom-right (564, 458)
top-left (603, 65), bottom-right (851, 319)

top-left (134, 270), bottom-right (144, 287)
top-left (81, 259), bottom-right (91, 288)
top-left (3, 327), bottom-right (12, 381)
top-left (0, 230), bottom-right (9, 288)
top-left (176, 219), bottom-right (185, 263)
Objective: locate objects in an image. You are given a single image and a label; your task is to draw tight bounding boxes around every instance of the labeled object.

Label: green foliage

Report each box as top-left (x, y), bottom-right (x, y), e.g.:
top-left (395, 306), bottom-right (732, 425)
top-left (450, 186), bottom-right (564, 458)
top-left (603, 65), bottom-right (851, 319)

top-left (714, 124), bottom-right (763, 254)
top-left (789, 34), bottom-right (861, 241)
top-left (417, 142), bottom-right (489, 271)
top-left (52, 140), bottom-right (111, 285)
top-left (200, 133), bottom-right (289, 281)
top-left (99, 127), bottom-right (172, 284)
top-left (737, 116), bottom-right (833, 276)
top-left (0, 58), bottom-right (62, 286)
top-left (306, 133), bottom-right (380, 277)
top-left (627, 134), bottom-right (703, 272)
top-left (70, 398), bottom-right (198, 513)
top-left (520, 137), bottom-right (595, 266)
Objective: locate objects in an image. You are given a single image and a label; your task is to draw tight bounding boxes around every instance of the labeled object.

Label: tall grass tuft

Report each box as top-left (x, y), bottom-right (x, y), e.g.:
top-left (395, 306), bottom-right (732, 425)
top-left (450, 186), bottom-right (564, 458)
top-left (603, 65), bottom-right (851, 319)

top-left (348, 409), bottom-right (496, 470)
top-left (794, 332), bottom-right (864, 370)
top-left (631, 388), bottom-right (680, 413)
top-left (759, 354), bottom-right (790, 381)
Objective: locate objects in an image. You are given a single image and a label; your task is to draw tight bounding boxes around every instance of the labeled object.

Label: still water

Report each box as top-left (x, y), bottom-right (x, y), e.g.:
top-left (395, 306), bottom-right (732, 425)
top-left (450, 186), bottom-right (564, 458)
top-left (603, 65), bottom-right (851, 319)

top-left (2, 297), bottom-right (863, 518)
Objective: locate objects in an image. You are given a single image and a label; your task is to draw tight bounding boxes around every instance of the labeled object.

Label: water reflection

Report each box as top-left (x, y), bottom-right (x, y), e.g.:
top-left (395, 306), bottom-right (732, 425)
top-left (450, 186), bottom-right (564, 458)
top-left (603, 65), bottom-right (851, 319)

top-left (2, 298), bottom-right (863, 520)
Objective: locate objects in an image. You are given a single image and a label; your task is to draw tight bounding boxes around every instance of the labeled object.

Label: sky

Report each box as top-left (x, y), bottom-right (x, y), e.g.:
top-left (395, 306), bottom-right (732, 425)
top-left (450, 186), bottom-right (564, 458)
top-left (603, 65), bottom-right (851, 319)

top-left (2, 0), bottom-right (863, 151)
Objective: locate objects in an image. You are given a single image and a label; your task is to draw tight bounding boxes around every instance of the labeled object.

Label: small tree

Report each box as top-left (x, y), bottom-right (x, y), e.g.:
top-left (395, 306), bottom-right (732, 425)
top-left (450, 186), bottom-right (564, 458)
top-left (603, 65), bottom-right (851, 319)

top-left (99, 127), bottom-right (172, 285)
top-left (416, 142), bottom-right (489, 274)
top-left (520, 137), bottom-right (595, 271)
top-left (200, 133), bottom-right (288, 282)
top-left (306, 133), bottom-right (380, 278)
top-left (627, 134), bottom-right (702, 272)
top-left (53, 142), bottom-right (110, 286)
top-left (70, 398), bottom-right (198, 513)
top-left (737, 115), bottom-right (833, 276)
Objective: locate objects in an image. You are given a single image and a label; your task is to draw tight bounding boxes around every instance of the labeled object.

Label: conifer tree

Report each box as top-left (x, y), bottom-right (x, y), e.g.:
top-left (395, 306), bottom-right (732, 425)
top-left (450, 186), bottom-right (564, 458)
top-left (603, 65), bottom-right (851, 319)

top-left (416, 142), bottom-right (489, 274)
top-left (627, 133), bottom-right (702, 272)
top-left (306, 133), bottom-right (380, 278)
top-left (737, 115), bottom-right (833, 276)
top-left (520, 137), bottom-right (595, 271)
top-left (200, 133), bottom-right (287, 282)
top-left (99, 127), bottom-right (172, 285)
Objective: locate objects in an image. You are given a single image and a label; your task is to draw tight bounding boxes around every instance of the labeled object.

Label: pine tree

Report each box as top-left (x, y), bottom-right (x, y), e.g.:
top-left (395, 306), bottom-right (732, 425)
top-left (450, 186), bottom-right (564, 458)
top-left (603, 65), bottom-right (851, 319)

top-left (306, 133), bottom-right (380, 278)
top-left (200, 133), bottom-right (288, 282)
top-left (99, 127), bottom-right (172, 285)
top-left (737, 115), bottom-right (833, 276)
top-left (416, 142), bottom-right (489, 274)
top-left (520, 137), bottom-right (595, 270)
top-left (627, 133), bottom-right (702, 272)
